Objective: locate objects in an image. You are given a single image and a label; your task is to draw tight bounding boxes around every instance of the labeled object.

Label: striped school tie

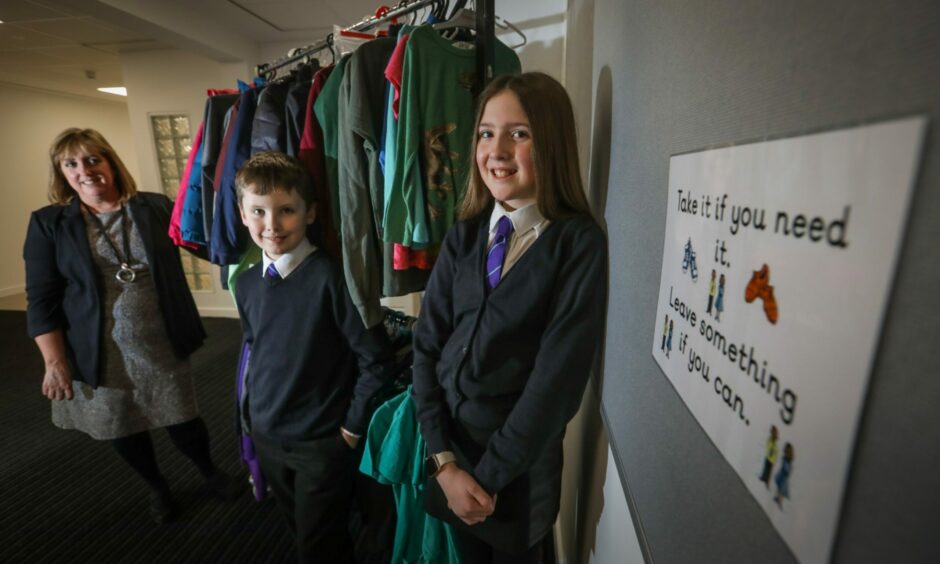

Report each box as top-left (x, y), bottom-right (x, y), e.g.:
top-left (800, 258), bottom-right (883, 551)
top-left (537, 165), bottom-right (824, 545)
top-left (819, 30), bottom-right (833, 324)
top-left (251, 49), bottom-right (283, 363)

top-left (265, 262), bottom-right (282, 282)
top-left (486, 216), bottom-right (514, 290)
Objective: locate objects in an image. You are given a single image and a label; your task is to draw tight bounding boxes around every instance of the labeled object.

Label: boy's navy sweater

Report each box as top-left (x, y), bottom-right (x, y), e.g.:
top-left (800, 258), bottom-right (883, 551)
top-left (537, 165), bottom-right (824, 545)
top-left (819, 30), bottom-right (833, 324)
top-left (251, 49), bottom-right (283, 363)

top-left (235, 249), bottom-right (391, 441)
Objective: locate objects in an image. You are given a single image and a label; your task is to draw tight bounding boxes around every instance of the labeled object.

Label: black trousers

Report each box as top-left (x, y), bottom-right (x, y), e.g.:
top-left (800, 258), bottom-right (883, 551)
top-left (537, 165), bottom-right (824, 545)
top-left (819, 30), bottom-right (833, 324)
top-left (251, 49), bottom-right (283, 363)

top-left (252, 432), bottom-right (356, 564)
top-left (455, 528), bottom-right (546, 564)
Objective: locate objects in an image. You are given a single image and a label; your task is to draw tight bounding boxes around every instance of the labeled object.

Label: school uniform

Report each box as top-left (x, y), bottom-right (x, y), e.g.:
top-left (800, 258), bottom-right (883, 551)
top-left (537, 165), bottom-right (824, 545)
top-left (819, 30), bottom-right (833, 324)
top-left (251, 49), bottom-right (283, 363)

top-left (412, 203), bottom-right (609, 557)
top-left (234, 239), bottom-right (392, 563)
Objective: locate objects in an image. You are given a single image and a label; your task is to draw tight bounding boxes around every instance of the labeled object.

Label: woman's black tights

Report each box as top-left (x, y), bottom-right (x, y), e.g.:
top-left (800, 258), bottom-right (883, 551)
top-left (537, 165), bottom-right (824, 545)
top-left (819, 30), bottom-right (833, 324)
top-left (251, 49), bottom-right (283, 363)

top-left (110, 417), bottom-right (217, 492)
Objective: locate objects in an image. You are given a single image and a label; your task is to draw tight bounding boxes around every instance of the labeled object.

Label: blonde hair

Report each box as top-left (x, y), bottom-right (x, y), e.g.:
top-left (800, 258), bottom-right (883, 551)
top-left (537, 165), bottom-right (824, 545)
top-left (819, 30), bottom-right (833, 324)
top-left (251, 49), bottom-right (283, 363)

top-left (235, 151), bottom-right (316, 209)
top-left (459, 72), bottom-right (591, 221)
top-left (48, 128), bottom-right (137, 204)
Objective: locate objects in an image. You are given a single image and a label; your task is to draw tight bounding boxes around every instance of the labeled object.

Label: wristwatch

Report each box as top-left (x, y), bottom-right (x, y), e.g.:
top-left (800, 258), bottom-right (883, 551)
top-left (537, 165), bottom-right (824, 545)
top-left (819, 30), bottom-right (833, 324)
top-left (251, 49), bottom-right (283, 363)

top-left (425, 451), bottom-right (456, 478)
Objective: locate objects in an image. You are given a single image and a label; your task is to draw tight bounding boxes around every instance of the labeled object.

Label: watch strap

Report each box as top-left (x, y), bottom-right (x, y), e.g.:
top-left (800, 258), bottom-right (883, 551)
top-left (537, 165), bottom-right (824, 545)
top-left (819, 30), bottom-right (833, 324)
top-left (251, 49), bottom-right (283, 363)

top-left (429, 450), bottom-right (456, 477)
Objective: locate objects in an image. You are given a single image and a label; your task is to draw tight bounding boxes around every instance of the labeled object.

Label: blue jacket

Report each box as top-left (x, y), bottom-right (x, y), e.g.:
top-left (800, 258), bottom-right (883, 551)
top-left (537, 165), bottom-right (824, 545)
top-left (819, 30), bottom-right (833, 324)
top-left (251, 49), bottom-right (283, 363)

top-left (210, 87), bottom-right (260, 265)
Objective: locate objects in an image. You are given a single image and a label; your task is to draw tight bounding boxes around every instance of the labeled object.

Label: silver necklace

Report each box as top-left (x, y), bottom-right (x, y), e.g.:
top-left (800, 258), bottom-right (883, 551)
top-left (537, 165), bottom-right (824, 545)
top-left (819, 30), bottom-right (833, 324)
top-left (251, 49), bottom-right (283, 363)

top-left (83, 203), bottom-right (136, 283)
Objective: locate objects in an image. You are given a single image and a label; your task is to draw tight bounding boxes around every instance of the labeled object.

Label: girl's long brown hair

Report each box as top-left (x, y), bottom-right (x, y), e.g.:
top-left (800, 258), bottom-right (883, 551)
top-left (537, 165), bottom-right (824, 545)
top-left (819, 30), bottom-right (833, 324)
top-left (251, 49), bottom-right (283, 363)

top-left (459, 72), bottom-right (591, 221)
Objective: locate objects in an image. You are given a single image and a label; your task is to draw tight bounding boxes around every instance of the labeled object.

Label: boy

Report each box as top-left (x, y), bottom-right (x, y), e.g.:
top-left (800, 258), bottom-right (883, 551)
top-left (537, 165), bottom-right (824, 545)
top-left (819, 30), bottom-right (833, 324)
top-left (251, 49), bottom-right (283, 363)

top-left (233, 151), bottom-right (391, 563)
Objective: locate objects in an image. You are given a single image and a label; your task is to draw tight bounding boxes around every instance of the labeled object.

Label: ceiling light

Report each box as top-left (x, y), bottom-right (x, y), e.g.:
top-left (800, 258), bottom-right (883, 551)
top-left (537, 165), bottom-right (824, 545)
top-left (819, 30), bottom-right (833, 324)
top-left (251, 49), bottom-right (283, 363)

top-left (97, 87), bottom-right (128, 96)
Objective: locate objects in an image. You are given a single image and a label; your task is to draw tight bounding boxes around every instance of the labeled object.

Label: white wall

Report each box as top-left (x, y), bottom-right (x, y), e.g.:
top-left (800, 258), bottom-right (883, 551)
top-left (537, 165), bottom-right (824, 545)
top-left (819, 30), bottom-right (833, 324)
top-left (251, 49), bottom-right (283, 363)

top-left (587, 445), bottom-right (645, 564)
top-left (0, 82), bottom-right (137, 296)
top-left (563, 0), bottom-right (646, 562)
top-left (496, 0), bottom-right (567, 81)
top-left (119, 50), bottom-right (251, 317)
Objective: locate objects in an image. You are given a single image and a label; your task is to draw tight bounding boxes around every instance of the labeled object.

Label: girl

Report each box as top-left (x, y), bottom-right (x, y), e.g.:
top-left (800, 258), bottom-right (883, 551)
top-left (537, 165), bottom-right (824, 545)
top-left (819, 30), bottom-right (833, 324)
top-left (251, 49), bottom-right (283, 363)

top-left (715, 273), bottom-right (726, 321)
top-left (774, 442), bottom-right (795, 509)
top-left (412, 72), bottom-right (608, 563)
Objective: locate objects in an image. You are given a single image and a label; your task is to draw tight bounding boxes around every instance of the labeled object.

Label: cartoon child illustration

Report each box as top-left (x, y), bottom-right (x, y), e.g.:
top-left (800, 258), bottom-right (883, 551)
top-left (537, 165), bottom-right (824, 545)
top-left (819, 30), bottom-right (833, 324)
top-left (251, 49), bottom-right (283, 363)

top-left (759, 425), bottom-right (779, 488)
top-left (661, 315), bottom-right (669, 352)
top-left (682, 238), bottom-right (699, 282)
top-left (774, 442), bottom-right (794, 509)
top-left (715, 273), bottom-right (726, 321)
top-left (707, 269), bottom-right (717, 315)
top-left (666, 320), bottom-right (674, 358)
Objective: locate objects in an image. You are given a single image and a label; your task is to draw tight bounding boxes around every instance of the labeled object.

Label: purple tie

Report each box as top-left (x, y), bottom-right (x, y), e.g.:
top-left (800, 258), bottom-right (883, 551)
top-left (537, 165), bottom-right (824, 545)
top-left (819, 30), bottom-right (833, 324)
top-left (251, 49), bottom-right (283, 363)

top-left (265, 262), bottom-right (282, 281)
top-left (486, 216), bottom-right (514, 290)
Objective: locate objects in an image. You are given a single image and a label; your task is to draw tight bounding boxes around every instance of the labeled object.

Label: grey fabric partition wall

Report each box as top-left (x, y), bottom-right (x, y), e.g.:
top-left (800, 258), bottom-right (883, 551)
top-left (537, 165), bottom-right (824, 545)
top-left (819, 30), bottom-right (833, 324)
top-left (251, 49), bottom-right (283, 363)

top-left (592, 1), bottom-right (940, 562)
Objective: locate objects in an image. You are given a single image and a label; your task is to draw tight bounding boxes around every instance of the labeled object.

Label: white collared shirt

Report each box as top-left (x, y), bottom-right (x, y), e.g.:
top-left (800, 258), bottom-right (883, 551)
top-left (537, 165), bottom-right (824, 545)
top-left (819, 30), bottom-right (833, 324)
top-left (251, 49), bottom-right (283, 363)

top-left (488, 202), bottom-right (551, 276)
top-left (261, 238), bottom-right (318, 280)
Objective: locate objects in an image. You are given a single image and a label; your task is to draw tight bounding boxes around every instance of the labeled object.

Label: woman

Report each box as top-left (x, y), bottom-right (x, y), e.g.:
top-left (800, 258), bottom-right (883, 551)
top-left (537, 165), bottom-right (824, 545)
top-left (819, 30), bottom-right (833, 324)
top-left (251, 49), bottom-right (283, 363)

top-left (24, 128), bottom-right (239, 524)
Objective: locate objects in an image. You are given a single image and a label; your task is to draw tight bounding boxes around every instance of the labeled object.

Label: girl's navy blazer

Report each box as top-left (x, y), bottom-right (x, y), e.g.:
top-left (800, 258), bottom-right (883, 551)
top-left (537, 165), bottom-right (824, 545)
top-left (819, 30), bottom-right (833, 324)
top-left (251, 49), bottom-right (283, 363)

top-left (24, 193), bottom-right (206, 388)
top-left (412, 208), bottom-right (608, 554)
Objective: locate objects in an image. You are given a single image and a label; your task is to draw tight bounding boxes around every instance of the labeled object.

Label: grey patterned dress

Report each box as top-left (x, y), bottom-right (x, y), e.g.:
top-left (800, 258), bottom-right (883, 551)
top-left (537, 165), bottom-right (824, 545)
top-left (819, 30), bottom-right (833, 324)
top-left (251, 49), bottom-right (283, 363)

top-left (52, 206), bottom-right (199, 440)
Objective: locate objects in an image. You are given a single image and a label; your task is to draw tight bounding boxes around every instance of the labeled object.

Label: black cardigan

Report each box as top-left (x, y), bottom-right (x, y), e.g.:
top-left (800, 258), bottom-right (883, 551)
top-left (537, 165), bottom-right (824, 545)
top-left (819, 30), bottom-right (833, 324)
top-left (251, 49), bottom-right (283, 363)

top-left (412, 208), bottom-right (608, 553)
top-left (24, 193), bottom-right (206, 388)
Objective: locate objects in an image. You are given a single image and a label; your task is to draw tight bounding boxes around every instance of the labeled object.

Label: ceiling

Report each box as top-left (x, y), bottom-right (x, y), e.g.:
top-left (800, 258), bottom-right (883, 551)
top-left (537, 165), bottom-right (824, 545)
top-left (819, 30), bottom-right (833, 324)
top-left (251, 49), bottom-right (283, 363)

top-left (0, 0), bottom-right (394, 100)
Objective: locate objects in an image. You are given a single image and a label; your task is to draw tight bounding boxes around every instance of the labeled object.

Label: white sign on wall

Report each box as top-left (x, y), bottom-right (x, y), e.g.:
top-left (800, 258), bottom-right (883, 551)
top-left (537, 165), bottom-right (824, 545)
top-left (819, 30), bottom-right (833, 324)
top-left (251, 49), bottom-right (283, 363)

top-left (651, 117), bottom-right (926, 563)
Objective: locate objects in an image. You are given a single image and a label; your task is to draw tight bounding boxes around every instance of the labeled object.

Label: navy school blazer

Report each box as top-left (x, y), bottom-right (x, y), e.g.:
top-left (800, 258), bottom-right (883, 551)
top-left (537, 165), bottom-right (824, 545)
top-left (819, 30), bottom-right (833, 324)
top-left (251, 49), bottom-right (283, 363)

top-left (24, 193), bottom-right (206, 388)
top-left (411, 208), bottom-right (608, 554)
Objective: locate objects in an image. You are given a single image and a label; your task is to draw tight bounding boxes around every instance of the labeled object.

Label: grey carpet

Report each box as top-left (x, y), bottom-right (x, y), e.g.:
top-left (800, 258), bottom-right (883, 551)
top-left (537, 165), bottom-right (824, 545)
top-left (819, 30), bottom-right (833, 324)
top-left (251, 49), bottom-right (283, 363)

top-left (0, 312), bottom-right (294, 563)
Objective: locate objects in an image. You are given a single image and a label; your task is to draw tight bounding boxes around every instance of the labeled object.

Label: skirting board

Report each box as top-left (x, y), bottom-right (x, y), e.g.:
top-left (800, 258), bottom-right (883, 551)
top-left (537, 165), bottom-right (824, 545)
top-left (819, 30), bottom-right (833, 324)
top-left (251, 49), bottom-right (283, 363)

top-left (198, 306), bottom-right (239, 319)
top-left (554, 519), bottom-right (566, 564)
top-left (0, 285), bottom-right (25, 298)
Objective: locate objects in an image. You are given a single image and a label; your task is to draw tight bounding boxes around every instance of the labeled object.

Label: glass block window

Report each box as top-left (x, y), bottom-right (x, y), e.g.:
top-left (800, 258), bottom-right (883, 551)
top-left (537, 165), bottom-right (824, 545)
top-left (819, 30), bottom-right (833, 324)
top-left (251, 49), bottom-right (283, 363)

top-left (150, 113), bottom-right (212, 293)
top-left (150, 114), bottom-right (192, 197)
top-left (183, 256), bottom-right (214, 292)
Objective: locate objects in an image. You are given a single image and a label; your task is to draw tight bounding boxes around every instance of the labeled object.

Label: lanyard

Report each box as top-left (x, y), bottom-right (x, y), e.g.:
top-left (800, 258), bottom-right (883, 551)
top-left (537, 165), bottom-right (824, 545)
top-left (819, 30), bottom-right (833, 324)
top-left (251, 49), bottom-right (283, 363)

top-left (83, 203), bottom-right (136, 283)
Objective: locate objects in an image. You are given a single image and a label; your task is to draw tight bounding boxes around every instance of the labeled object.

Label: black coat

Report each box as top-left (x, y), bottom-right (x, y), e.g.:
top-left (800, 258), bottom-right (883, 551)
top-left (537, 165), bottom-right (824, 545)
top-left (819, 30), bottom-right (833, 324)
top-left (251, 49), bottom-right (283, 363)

top-left (412, 209), bottom-right (608, 554)
top-left (24, 193), bottom-right (206, 388)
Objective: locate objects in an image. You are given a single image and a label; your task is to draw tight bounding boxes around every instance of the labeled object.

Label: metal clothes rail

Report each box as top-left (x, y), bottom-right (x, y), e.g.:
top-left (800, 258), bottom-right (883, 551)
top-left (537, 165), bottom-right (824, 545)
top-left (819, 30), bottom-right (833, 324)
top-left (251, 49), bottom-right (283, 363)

top-left (254, 0), bottom-right (496, 92)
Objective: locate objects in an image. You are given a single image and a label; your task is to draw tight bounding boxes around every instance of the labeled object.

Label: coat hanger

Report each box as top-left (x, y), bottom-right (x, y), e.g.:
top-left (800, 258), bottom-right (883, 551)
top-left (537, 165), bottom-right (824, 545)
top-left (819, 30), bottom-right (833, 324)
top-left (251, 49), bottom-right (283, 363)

top-left (432, 6), bottom-right (526, 49)
top-left (325, 33), bottom-right (336, 65)
top-left (400, 0), bottom-right (416, 25)
top-left (433, 7), bottom-right (474, 31)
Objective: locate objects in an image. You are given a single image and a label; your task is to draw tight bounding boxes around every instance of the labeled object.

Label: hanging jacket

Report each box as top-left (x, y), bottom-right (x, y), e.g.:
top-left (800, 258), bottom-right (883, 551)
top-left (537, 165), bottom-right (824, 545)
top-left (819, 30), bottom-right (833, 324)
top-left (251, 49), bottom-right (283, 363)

top-left (285, 64), bottom-right (316, 156)
top-left (169, 121), bottom-right (204, 249)
top-left (211, 87), bottom-right (260, 265)
top-left (299, 65), bottom-right (341, 258)
top-left (251, 80), bottom-right (291, 155)
top-left (180, 126), bottom-right (208, 246)
top-left (200, 92), bottom-right (239, 241)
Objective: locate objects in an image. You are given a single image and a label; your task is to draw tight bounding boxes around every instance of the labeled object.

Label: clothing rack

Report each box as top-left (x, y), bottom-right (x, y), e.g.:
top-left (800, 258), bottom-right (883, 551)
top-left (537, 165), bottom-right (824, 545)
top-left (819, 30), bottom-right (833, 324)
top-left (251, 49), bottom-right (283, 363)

top-left (475, 0), bottom-right (494, 93)
top-left (255, 0), bottom-right (497, 91)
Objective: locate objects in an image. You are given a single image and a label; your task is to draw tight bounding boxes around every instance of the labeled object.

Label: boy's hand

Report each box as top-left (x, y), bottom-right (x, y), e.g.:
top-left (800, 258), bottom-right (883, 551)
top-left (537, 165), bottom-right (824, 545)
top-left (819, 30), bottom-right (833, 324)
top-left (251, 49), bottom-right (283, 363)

top-left (436, 465), bottom-right (496, 525)
top-left (340, 427), bottom-right (359, 449)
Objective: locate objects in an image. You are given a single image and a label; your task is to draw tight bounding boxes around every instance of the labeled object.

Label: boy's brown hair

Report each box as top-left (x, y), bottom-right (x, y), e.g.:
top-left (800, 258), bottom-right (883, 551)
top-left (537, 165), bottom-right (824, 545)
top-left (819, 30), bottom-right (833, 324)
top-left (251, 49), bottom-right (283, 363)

top-left (235, 151), bottom-right (316, 208)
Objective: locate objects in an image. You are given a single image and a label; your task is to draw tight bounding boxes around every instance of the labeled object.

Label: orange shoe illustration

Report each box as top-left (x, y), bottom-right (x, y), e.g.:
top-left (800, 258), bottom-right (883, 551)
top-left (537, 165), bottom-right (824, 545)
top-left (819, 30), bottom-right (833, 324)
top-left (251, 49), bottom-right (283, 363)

top-left (744, 264), bottom-right (779, 324)
top-left (745, 264), bottom-right (769, 303)
top-left (761, 285), bottom-right (778, 324)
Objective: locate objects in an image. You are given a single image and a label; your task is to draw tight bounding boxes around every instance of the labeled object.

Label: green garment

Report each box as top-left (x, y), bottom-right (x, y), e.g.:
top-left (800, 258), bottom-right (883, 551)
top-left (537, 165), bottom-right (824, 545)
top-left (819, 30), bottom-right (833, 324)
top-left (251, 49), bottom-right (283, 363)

top-left (337, 37), bottom-right (427, 327)
top-left (384, 25), bottom-right (521, 247)
top-left (313, 55), bottom-right (351, 235)
top-left (360, 388), bottom-right (462, 564)
top-left (382, 25), bottom-right (421, 248)
top-left (226, 243), bottom-right (262, 300)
